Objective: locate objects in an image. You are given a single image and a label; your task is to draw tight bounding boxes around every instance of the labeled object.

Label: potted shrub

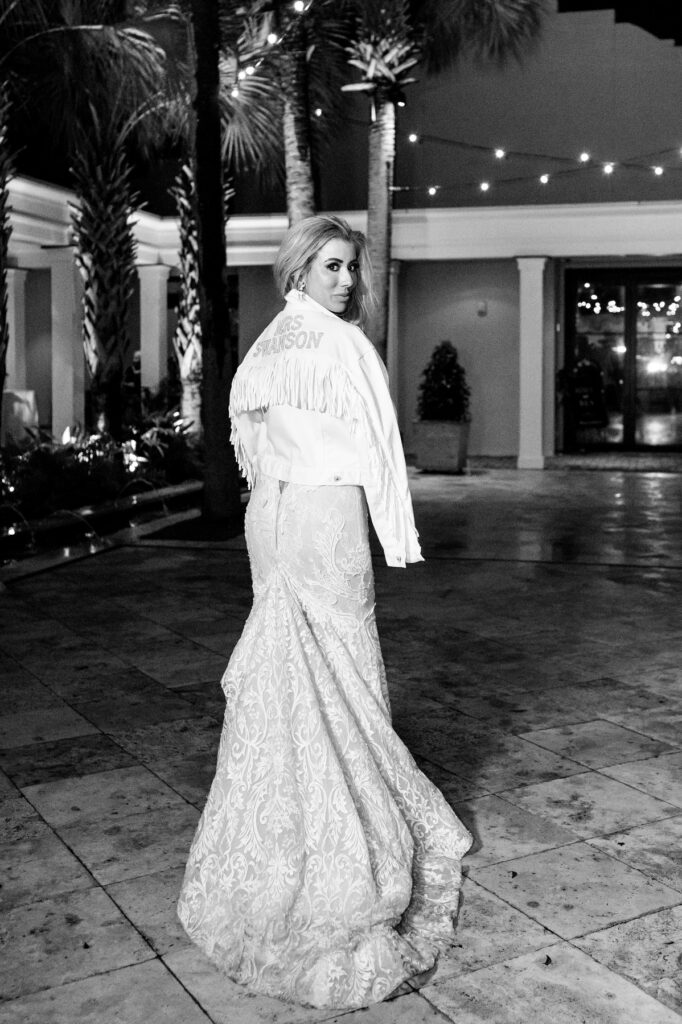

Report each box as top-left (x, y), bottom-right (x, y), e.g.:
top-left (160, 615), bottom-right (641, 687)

top-left (413, 341), bottom-right (471, 472)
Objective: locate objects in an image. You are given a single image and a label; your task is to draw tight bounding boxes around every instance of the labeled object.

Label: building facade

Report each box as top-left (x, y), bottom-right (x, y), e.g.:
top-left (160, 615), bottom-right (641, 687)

top-left (5, 176), bottom-right (682, 465)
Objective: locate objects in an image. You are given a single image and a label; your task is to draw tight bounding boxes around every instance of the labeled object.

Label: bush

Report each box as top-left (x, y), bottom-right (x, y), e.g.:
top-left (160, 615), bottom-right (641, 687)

top-left (1, 411), bottom-right (202, 521)
top-left (417, 341), bottom-right (471, 422)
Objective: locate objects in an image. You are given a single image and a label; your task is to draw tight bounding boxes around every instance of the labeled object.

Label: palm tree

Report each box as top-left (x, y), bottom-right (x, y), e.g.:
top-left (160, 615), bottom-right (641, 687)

top-left (245, 0), bottom-right (353, 224)
top-left (346, 0), bottom-right (547, 360)
top-left (0, 0), bottom-right (172, 438)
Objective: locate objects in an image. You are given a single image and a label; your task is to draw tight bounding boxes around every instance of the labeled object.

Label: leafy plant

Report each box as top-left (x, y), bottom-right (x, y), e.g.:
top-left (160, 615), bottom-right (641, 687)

top-left (417, 341), bottom-right (471, 422)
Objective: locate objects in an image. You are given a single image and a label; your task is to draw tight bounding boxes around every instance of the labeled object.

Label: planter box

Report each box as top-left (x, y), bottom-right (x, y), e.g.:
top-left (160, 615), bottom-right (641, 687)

top-left (413, 419), bottom-right (470, 473)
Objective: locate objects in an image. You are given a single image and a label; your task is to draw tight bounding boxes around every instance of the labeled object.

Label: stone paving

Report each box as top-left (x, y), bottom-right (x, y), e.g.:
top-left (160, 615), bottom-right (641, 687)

top-left (0, 467), bottom-right (681, 1023)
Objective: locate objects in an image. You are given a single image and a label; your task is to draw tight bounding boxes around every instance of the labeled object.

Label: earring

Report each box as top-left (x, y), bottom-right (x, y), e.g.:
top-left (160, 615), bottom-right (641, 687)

top-left (297, 279), bottom-right (306, 301)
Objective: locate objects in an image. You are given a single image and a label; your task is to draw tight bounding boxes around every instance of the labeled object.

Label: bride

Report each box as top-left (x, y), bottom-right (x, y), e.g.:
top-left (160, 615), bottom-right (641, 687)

top-left (177, 214), bottom-right (471, 1010)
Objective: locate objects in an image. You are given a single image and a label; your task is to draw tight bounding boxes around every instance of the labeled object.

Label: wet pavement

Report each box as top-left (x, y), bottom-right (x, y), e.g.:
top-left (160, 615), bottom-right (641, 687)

top-left (0, 467), bottom-right (681, 1023)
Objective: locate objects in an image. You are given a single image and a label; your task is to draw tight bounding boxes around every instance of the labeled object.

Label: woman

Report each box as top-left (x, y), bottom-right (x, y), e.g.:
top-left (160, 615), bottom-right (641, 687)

top-left (178, 215), bottom-right (471, 1010)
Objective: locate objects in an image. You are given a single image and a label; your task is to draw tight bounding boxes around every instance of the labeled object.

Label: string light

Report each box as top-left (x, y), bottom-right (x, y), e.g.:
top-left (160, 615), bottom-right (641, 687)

top-left (293, 0), bottom-right (305, 11)
top-left (603, 162), bottom-right (615, 175)
top-left (579, 152), bottom-right (590, 163)
top-left (267, 32), bottom-right (278, 44)
top-left (314, 107), bottom-right (322, 117)
top-left (653, 165), bottom-right (664, 176)
top-left (231, 86), bottom-right (239, 98)
top-left (427, 186), bottom-right (439, 196)
top-left (480, 181), bottom-right (490, 192)
top-left (408, 132), bottom-right (419, 143)
top-left (245, 65), bottom-right (255, 76)
top-left (494, 148), bottom-right (506, 159)
top-left (237, 70), bottom-right (246, 80)
top-left (539, 173), bottom-right (550, 184)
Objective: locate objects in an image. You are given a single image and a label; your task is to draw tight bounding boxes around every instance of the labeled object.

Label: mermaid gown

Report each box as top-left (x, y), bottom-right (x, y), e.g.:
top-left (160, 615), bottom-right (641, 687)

top-left (177, 474), bottom-right (472, 1009)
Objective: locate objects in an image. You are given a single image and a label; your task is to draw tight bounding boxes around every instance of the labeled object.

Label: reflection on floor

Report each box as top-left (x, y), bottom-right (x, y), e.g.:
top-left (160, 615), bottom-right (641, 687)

top-left (0, 468), bottom-right (681, 1023)
top-left (576, 410), bottom-right (682, 447)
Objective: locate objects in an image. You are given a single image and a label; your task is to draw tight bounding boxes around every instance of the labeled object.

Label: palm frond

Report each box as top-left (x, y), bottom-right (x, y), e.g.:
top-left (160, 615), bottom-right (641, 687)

top-left (414, 0), bottom-right (547, 73)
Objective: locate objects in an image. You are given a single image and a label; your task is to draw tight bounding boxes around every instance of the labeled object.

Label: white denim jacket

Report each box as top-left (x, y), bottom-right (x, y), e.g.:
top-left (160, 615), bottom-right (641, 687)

top-left (229, 290), bottom-right (423, 568)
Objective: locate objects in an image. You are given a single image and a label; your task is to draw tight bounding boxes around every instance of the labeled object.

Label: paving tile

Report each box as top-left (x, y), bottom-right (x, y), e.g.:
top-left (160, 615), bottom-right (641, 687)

top-left (0, 770), bottom-right (17, 799)
top-left (0, 733), bottom-right (138, 787)
top-left (0, 706), bottom-right (99, 749)
top-left (600, 752), bottom-right (682, 808)
top-left (0, 959), bottom-right (213, 1023)
top-left (57, 802), bottom-right (200, 885)
top-left (471, 843), bottom-right (682, 939)
top-left (23, 766), bottom-right (188, 827)
top-left (110, 716), bottom-right (222, 761)
top-left (519, 719), bottom-right (675, 769)
top-left (119, 639), bottom-right (227, 688)
top-left (106, 865), bottom-right (191, 956)
top-left (44, 665), bottom-right (165, 702)
top-left (430, 880), bottom-right (556, 983)
top-left (423, 941), bottom-right (682, 1024)
top-left (427, 732), bottom-right (585, 794)
top-left (324, 991), bottom-right (453, 1022)
top-left (455, 794), bottom-right (580, 867)
top-left (145, 753), bottom-right (216, 807)
top-left (173, 680), bottom-right (228, 721)
top-left (605, 708), bottom-right (682, 747)
top-left (501, 771), bottom-right (681, 839)
top-left (0, 676), bottom-right (64, 715)
top-left (574, 906), bottom-right (682, 1015)
top-left (0, 829), bottom-right (94, 911)
top-left (162, 945), bottom-right (334, 1023)
top-left (0, 795), bottom-right (53, 842)
top-left (0, 887), bottom-right (155, 1002)
top-left (414, 757), bottom-right (488, 802)
top-left (74, 689), bottom-right (201, 732)
top-left (588, 815), bottom-right (682, 892)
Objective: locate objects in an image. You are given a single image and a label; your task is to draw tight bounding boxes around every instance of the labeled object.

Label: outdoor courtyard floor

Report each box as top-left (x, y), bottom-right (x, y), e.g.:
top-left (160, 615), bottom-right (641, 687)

top-left (0, 466), bottom-right (681, 1023)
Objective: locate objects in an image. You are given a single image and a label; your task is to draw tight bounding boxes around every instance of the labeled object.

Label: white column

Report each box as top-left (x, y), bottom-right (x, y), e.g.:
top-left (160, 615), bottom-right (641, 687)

top-left (387, 259), bottom-right (401, 404)
top-left (5, 269), bottom-right (28, 388)
top-left (138, 265), bottom-right (171, 391)
top-left (51, 260), bottom-right (84, 438)
top-left (516, 257), bottom-right (547, 469)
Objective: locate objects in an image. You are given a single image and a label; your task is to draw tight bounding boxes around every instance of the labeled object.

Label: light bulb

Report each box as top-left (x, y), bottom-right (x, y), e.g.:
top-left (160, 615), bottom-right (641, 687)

top-left (314, 107), bottom-right (322, 117)
top-left (654, 165), bottom-right (664, 176)
top-left (237, 70), bottom-right (245, 80)
top-left (245, 65), bottom-right (255, 76)
top-left (428, 186), bottom-right (438, 196)
top-left (539, 173), bottom-right (549, 184)
top-left (267, 32), bottom-right (278, 44)
top-left (579, 151), bottom-right (590, 163)
top-left (480, 181), bottom-right (490, 192)
top-left (408, 132), bottom-right (418, 143)
top-left (603, 162), bottom-right (614, 175)
top-left (494, 148), bottom-right (506, 159)
top-left (231, 87), bottom-right (239, 98)
top-left (293, 0), bottom-right (305, 11)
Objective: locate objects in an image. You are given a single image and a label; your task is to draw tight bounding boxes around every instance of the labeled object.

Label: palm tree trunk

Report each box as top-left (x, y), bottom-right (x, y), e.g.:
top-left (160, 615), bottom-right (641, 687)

top-left (281, 33), bottom-right (316, 225)
top-left (190, 0), bottom-right (241, 526)
top-left (366, 95), bottom-right (395, 362)
top-left (70, 111), bottom-right (137, 441)
top-left (170, 164), bottom-right (203, 438)
top-left (0, 84), bottom-right (14, 419)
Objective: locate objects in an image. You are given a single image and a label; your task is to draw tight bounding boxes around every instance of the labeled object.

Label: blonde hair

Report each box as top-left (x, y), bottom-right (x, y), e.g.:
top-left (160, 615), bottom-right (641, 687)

top-left (273, 215), bottom-right (374, 329)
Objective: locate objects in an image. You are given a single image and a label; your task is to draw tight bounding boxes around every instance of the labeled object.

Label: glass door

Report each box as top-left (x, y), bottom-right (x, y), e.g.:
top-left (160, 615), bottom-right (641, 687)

top-left (632, 281), bottom-right (682, 446)
top-left (563, 269), bottom-right (682, 451)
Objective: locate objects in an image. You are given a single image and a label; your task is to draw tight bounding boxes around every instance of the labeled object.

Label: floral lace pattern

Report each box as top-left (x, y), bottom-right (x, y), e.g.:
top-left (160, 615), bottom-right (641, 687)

top-left (177, 475), bottom-right (472, 1009)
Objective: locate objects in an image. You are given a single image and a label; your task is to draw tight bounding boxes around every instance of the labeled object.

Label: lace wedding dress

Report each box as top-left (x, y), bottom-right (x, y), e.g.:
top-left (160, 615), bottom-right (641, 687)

top-left (177, 475), bottom-right (472, 1009)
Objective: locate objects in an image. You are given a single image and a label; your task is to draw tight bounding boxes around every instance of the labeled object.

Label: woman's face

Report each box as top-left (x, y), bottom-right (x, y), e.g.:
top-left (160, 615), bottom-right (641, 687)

top-left (303, 238), bottom-right (359, 315)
